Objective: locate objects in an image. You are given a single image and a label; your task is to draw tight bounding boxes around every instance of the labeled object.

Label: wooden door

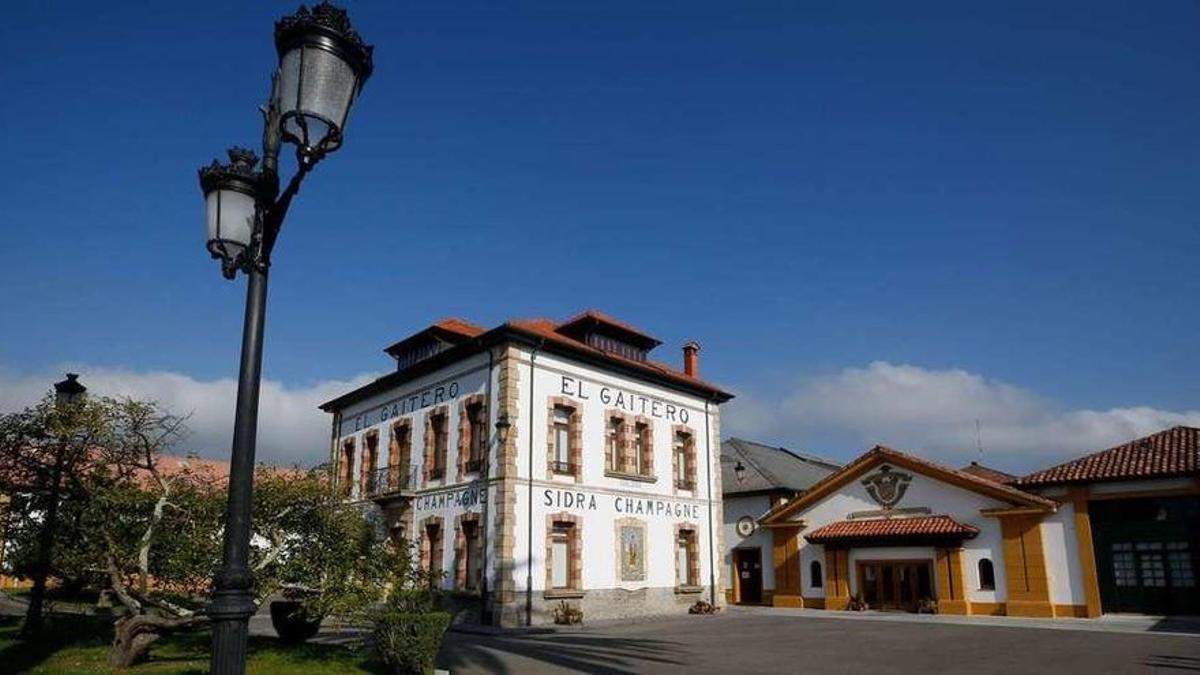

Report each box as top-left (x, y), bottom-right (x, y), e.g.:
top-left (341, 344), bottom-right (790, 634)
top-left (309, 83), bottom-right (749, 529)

top-left (735, 548), bottom-right (763, 604)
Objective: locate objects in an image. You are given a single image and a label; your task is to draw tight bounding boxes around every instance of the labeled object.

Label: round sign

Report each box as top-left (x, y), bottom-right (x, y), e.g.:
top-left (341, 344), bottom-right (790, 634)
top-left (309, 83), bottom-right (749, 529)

top-left (736, 516), bottom-right (755, 537)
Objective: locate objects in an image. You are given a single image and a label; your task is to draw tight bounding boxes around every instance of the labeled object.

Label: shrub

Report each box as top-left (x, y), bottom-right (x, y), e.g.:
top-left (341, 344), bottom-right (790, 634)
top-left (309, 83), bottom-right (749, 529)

top-left (373, 610), bottom-right (451, 675)
top-left (688, 600), bottom-right (720, 615)
top-left (552, 600), bottom-right (583, 625)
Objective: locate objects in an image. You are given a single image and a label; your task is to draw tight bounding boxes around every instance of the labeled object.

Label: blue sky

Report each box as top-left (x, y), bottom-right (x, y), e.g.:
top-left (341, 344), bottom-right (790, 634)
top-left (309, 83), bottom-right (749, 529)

top-left (2, 1), bottom-right (1198, 470)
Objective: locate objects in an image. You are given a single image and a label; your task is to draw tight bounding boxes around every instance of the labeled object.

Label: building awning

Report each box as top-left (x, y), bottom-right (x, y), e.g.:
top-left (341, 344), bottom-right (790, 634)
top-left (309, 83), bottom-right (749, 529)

top-left (804, 515), bottom-right (980, 546)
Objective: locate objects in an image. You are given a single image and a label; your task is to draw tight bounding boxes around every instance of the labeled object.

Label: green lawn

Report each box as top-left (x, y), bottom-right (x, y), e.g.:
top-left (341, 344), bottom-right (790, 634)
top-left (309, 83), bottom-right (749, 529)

top-left (0, 616), bottom-right (382, 674)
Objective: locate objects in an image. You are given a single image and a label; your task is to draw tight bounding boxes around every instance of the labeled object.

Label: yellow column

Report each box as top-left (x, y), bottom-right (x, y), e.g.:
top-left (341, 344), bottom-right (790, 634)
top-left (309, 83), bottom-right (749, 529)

top-left (999, 514), bottom-right (1055, 617)
top-left (1070, 487), bottom-right (1103, 618)
top-left (824, 548), bottom-right (851, 610)
top-left (771, 526), bottom-right (803, 607)
top-left (935, 548), bottom-right (972, 615)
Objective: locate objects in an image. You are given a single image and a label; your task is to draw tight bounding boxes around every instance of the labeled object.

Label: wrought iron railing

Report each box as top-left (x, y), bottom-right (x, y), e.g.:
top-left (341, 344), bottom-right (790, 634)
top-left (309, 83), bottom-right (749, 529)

top-left (364, 465), bottom-right (418, 498)
top-left (550, 460), bottom-right (576, 475)
top-left (674, 478), bottom-right (696, 491)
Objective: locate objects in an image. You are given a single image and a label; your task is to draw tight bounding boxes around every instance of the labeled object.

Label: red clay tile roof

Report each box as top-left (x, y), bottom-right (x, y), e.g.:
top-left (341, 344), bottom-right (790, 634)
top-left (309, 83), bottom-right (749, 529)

top-left (1016, 426), bottom-right (1200, 486)
top-left (804, 515), bottom-right (980, 544)
top-left (433, 317), bottom-right (485, 338)
top-left (556, 309), bottom-right (662, 347)
top-left (506, 317), bottom-right (730, 397)
top-left (960, 462), bottom-right (1018, 485)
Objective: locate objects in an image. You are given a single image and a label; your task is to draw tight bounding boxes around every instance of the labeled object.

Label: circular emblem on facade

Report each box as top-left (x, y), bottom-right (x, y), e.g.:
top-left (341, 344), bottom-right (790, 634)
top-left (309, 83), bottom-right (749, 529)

top-left (861, 465), bottom-right (913, 510)
top-left (736, 516), bottom-right (756, 538)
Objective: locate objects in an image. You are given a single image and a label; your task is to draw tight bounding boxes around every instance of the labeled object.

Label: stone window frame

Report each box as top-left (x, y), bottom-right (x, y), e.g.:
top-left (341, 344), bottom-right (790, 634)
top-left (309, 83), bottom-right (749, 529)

top-left (388, 419), bottom-right (413, 492)
top-left (674, 523), bottom-right (701, 591)
top-left (339, 437), bottom-right (356, 498)
top-left (454, 512), bottom-right (483, 593)
top-left (545, 396), bottom-right (583, 481)
top-left (423, 405), bottom-right (450, 483)
top-left (544, 512), bottom-right (583, 597)
top-left (419, 515), bottom-right (446, 582)
top-left (360, 430), bottom-right (379, 497)
top-left (456, 394), bottom-right (488, 481)
top-left (671, 425), bottom-right (697, 494)
top-left (604, 411), bottom-right (656, 482)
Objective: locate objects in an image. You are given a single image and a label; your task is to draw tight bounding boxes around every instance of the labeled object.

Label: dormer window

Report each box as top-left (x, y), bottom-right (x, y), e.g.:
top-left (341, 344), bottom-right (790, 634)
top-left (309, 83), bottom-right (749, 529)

top-left (555, 311), bottom-right (662, 363)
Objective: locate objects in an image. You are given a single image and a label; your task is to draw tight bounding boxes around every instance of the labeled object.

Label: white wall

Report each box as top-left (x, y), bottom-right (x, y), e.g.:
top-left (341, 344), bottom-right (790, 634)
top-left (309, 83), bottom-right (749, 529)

top-left (723, 494), bottom-right (775, 589)
top-left (785, 464), bottom-right (1012, 602)
top-left (1041, 502), bottom-right (1086, 606)
top-left (510, 349), bottom-right (722, 593)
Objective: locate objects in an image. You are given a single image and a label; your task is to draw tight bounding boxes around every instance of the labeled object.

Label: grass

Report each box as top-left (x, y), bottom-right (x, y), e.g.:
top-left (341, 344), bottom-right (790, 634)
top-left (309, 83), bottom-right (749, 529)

top-left (0, 616), bottom-right (384, 674)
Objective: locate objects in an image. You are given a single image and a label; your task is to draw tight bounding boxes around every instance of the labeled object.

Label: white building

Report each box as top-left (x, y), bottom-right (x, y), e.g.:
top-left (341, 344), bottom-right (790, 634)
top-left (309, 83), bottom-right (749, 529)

top-left (320, 311), bottom-right (733, 626)
top-left (721, 438), bottom-right (840, 605)
top-left (757, 429), bottom-right (1199, 618)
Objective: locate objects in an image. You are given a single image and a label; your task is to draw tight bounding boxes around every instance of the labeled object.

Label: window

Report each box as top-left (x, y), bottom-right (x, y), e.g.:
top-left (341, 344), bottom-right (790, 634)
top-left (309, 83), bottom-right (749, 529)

top-left (633, 422), bottom-right (649, 475)
top-left (810, 560), bottom-right (823, 588)
top-left (467, 402), bottom-right (485, 468)
top-left (553, 406), bottom-right (572, 473)
top-left (340, 439), bottom-right (355, 497)
top-left (977, 558), bottom-right (995, 590)
top-left (676, 529), bottom-right (697, 587)
top-left (673, 431), bottom-right (693, 490)
top-left (549, 522), bottom-right (576, 589)
top-left (1137, 542), bottom-right (1167, 587)
top-left (360, 432), bottom-right (378, 496)
top-left (1112, 543), bottom-right (1137, 587)
top-left (606, 417), bottom-right (622, 472)
top-left (1167, 542), bottom-right (1195, 588)
top-left (388, 423), bottom-right (411, 491)
top-left (463, 520), bottom-right (481, 591)
top-left (426, 523), bottom-right (443, 577)
top-left (430, 412), bottom-right (448, 479)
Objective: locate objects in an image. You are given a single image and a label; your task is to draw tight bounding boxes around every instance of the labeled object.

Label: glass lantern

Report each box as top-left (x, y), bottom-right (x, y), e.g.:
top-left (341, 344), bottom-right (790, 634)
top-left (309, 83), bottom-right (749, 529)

top-left (274, 2), bottom-right (374, 164)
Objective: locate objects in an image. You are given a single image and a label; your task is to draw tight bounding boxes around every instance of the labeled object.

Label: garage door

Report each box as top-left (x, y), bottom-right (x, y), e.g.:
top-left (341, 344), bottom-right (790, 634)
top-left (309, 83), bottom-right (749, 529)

top-left (1091, 496), bottom-right (1199, 615)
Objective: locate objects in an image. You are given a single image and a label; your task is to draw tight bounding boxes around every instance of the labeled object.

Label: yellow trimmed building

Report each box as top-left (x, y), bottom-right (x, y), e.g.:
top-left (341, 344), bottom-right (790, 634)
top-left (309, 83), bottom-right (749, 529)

top-left (758, 427), bottom-right (1199, 618)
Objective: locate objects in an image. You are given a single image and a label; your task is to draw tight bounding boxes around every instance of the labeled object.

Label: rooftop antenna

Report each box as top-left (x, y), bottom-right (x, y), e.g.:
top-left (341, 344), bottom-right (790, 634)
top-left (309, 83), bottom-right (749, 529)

top-left (975, 419), bottom-right (984, 462)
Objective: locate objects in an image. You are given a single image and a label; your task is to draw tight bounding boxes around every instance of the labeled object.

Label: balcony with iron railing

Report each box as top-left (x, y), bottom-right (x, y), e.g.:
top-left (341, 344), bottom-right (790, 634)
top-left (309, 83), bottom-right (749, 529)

top-left (362, 465), bottom-right (420, 499)
top-left (550, 460), bottom-right (577, 476)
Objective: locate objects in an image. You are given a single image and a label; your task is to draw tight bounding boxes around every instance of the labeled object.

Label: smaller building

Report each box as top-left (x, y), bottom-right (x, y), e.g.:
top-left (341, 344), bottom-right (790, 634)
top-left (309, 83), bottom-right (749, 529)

top-left (1014, 426), bottom-right (1199, 617)
top-left (757, 427), bottom-right (1199, 618)
top-left (722, 438), bottom-right (841, 605)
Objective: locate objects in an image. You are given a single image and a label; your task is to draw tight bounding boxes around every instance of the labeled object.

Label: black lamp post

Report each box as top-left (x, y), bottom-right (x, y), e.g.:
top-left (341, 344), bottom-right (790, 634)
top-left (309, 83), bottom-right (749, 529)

top-left (199, 4), bottom-right (372, 673)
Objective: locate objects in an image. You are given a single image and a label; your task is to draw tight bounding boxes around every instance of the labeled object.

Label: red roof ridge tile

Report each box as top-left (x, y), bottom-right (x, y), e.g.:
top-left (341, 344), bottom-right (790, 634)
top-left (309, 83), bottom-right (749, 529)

top-left (1017, 425), bottom-right (1200, 486)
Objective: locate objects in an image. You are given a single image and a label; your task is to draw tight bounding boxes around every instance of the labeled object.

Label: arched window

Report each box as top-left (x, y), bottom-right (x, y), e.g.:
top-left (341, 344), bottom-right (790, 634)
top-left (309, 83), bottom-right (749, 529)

top-left (810, 560), bottom-right (823, 588)
top-left (978, 558), bottom-right (995, 590)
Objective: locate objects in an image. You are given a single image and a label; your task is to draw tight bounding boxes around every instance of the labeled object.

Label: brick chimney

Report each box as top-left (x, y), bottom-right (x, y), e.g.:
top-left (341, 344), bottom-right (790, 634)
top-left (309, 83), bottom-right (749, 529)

top-left (682, 341), bottom-right (701, 377)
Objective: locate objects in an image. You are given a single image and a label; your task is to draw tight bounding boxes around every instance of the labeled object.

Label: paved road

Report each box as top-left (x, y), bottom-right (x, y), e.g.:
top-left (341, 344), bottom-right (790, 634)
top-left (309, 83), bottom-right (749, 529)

top-left (437, 609), bottom-right (1200, 674)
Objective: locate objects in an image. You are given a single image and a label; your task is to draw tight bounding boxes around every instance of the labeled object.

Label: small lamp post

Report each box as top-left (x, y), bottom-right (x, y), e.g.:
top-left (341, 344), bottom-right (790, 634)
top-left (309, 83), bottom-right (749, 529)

top-left (734, 460), bottom-right (747, 485)
top-left (198, 4), bottom-right (372, 673)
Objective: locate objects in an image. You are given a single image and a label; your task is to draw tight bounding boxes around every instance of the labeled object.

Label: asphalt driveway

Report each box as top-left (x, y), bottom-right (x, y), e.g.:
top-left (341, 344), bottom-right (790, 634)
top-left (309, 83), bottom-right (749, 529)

top-left (437, 608), bottom-right (1200, 674)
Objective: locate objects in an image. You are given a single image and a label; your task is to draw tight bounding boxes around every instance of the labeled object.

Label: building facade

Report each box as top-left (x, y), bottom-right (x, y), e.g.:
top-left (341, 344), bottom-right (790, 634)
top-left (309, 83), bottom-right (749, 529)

top-left (758, 427), bottom-right (1199, 618)
top-left (721, 438), bottom-right (840, 606)
top-left (320, 311), bottom-right (733, 626)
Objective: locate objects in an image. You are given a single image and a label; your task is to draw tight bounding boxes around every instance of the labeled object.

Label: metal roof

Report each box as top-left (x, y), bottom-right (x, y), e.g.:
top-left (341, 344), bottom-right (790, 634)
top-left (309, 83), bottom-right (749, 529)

top-left (721, 437), bottom-right (841, 496)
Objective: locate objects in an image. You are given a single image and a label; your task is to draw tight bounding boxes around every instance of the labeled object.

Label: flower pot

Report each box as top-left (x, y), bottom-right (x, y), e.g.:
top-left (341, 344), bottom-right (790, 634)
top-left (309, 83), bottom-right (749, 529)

top-left (270, 600), bottom-right (323, 643)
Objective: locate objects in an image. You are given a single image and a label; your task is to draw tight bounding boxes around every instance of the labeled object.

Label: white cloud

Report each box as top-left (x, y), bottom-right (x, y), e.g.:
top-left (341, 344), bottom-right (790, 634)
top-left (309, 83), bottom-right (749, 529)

top-left (723, 361), bottom-right (1200, 473)
top-left (0, 365), bottom-right (379, 466)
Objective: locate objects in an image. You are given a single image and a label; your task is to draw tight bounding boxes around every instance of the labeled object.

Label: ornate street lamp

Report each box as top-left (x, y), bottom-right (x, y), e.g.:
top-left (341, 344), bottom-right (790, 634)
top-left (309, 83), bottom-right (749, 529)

top-left (274, 2), bottom-right (374, 165)
top-left (197, 4), bottom-right (372, 673)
